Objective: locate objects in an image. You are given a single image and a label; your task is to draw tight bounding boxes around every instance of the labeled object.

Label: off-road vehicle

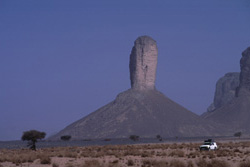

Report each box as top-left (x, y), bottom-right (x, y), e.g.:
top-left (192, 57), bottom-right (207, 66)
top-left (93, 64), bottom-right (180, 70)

top-left (199, 139), bottom-right (217, 151)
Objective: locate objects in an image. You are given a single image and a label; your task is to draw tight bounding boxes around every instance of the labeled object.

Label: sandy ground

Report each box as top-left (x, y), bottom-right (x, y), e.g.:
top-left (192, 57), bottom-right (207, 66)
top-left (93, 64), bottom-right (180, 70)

top-left (1, 140), bottom-right (250, 167)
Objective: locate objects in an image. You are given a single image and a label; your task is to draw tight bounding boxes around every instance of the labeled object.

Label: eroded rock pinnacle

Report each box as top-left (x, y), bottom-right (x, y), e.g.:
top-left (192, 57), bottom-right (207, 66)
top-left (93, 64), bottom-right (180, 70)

top-left (236, 47), bottom-right (250, 97)
top-left (129, 36), bottom-right (158, 90)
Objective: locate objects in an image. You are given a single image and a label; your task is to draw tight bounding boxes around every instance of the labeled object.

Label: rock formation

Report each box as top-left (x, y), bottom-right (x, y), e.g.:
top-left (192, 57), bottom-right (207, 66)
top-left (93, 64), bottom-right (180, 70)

top-left (49, 36), bottom-right (221, 140)
top-left (129, 36), bottom-right (158, 90)
top-left (205, 72), bottom-right (239, 113)
top-left (203, 47), bottom-right (250, 135)
top-left (50, 89), bottom-right (220, 139)
top-left (236, 47), bottom-right (250, 97)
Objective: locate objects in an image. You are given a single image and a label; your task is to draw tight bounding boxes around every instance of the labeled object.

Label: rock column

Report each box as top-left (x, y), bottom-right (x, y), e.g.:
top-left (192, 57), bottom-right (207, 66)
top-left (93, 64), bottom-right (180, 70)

top-left (236, 47), bottom-right (250, 97)
top-left (129, 36), bottom-right (158, 90)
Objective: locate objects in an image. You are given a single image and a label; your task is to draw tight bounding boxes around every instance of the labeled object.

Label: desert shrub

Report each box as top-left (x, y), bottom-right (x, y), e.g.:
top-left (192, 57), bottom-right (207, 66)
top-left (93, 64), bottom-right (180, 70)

top-left (123, 149), bottom-right (141, 156)
top-left (141, 151), bottom-right (151, 157)
top-left (196, 159), bottom-right (229, 167)
top-left (82, 160), bottom-right (102, 167)
top-left (66, 162), bottom-right (74, 167)
top-left (156, 135), bottom-right (163, 141)
top-left (60, 135), bottom-right (71, 141)
top-left (169, 150), bottom-right (185, 157)
top-left (142, 159), bottom-right (168, 167)
top-left (196, 159), bottom-right (209, 167)
top-left (169, 143), bottom-right (178, 149)
top-left (170, 160), bottom-right (185, 167)
top-left (211, 159), bottom-right (230, 167)
top-left (127, 159), bottom-right (134, 166)
top-left (187, 151), bottom-right (199, 158)
top-left (39, 155), bottom-right (51, 164)
top-left (156, 151), bottom-right (167, 156)
top-left (65, 151), bottom-right (78, 158)
top-left (216, 149), bottom-right (231, 157)
top-left (112, 160), bottom-right (119, 164)
top-left (234, 148), bottom-right (241, 153)
top-left (234, 132), bottom-right (242, 138)
top-left (187, 160), bottom-right (194, 167)
top-left (129, 135), bottom-right (139, 141)
top-left (52, 163), bottom-right (59, 167)
top-left (239, 161), bottom-right (250, 167)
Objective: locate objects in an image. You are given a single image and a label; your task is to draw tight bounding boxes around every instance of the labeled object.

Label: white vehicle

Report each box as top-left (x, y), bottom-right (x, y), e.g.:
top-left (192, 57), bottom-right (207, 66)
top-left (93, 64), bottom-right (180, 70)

top-left (199, 139), bottom-right (218, 151)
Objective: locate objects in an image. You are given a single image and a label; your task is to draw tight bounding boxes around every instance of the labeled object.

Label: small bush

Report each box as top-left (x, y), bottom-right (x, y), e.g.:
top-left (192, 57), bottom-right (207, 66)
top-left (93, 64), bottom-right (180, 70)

top-left (60, 135), bottom-right (71, 141)
top-left (129, 135), bottom-right (139, 141)
top-left (52, 163), bottom-right (59, 167)
top-left (170, 160), bottom-right (185, 167)
top-left (187, 160), bottom-right (194, 167)
top-left (196, 159), bottom-right (229, 167)
top-left (239, 161), bottom-right (250, 167)
top-left (169, 150), bottom-right (185, 157)
top-left (127, 159), bottom-right (134, 166)
top-left (40, 155), bottom-right (51, 164)
top-left (82, 160), bottom-right (102, 167)
top-left (234, 132), bottom-right (242, 138)
top-left (142, 160), bottom-right (168, 167)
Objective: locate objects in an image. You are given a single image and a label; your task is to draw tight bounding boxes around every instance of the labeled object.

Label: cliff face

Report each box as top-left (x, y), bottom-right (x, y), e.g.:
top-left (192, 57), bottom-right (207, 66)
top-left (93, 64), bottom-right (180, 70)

top-left (206, 72), bottom-right (239, 113)
top-left (203, 47), bottom-right (250, 134)
top-left (49, 36), bottom-right (221, 140)
top-left (236, 47), bottom-right (250, 97)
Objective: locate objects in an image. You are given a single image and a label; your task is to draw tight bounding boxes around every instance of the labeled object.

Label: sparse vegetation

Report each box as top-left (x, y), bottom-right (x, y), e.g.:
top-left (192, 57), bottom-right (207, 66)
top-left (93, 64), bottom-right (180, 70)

top-left (60, 135), bottom-right (72, 141)
top-left (156, 134), bottom-right (163, 141)
top-left (129, 135), bottom-right (139, 141)
top-left (239, 160), bottom-right (250, 167)
top-left (234, 132), bottom-right (242, 138)
top-left (39, 155), bottom-right (51, 164)
top-left (1, 140), bottom-right (250, 167)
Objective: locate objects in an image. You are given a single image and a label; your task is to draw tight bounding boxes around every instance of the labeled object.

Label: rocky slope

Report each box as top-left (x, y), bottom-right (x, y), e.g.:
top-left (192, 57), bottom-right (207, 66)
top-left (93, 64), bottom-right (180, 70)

top-left (50, 89), bottom-right (220, 140)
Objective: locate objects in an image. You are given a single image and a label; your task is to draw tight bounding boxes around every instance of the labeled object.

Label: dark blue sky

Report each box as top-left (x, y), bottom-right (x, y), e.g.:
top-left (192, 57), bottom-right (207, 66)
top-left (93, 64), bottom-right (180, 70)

top-left (1, 0), bottom-right (250, 141)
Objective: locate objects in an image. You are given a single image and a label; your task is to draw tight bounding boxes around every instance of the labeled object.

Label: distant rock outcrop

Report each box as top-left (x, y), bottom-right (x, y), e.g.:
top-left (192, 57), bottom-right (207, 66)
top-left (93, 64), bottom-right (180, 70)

top-left (203, 47), bottom-right (250, 135)
top-left (49, 36), bottom-right (221, 140)
top-left (205, 72), bottom-right (239, 114)
top-left (236, 47), bottom-right (250, 97)
top-left (130, 36), bottom-right (158, 90)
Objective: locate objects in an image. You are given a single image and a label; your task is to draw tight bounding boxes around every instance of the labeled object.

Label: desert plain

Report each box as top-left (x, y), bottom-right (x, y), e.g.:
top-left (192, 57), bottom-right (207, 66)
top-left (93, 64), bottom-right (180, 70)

top-left (1, 139), bottom-right (250, 167)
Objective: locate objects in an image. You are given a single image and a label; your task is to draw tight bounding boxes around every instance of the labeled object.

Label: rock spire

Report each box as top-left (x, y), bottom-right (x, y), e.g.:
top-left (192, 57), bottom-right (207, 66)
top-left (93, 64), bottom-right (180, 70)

top-left (236, 47), bottom-right (250, 97)
top-left (129, 36), bottom-right (158, 90)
